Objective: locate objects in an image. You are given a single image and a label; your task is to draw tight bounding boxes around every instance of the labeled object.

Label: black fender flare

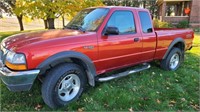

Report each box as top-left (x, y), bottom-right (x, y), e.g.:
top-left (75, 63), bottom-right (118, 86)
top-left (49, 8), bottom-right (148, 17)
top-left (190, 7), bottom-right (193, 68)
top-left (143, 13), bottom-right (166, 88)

top-left (163, 37), bottom-right (185, 59)
top-left (37, 51), bottom-right (97, 86)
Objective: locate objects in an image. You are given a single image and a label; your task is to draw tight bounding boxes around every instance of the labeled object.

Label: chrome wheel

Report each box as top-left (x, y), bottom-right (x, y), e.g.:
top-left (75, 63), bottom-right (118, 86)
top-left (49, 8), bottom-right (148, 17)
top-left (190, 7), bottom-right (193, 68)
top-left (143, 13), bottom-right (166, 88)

top-left (58, 74), bottom-right (80, 102)
top-left (169, 53), bottom-right (180, 69)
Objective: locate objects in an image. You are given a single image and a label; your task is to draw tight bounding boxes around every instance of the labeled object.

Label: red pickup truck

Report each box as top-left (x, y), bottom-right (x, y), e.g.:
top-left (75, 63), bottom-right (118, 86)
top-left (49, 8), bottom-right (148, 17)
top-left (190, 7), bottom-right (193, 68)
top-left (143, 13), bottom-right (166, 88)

top-left (0, 6), bottom-right (194, 108)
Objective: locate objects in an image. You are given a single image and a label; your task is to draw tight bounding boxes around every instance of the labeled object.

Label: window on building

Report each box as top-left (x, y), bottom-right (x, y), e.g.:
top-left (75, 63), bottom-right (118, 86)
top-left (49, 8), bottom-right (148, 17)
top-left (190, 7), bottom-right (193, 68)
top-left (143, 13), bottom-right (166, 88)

top-left (165, 1), bottom-right (191, 16)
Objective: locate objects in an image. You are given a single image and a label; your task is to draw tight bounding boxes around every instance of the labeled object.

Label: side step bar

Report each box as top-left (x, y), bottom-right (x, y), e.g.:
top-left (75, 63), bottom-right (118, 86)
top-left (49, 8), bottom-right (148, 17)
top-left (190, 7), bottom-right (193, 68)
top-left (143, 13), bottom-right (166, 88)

top-left (96, 63), bottom-right (151, 82)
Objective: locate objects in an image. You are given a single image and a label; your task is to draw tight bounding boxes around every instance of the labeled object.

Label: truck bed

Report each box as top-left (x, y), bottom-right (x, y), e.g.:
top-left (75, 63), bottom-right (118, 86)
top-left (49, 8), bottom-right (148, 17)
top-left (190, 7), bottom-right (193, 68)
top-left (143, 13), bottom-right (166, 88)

top-left (154, 28), bottom-right (194, 60)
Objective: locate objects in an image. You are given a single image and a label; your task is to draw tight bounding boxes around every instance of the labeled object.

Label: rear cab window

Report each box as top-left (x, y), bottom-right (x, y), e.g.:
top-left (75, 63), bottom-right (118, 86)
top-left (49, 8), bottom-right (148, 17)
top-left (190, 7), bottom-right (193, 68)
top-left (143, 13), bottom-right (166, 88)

top-left (139, 11), bottom-right (153, 33)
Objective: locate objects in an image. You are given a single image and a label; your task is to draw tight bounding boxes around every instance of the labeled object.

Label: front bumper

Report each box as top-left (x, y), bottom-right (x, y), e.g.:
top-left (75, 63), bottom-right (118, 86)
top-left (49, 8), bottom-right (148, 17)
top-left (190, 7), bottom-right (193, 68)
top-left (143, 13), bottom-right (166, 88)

top-left (0, 61), bottom-right (40, 92)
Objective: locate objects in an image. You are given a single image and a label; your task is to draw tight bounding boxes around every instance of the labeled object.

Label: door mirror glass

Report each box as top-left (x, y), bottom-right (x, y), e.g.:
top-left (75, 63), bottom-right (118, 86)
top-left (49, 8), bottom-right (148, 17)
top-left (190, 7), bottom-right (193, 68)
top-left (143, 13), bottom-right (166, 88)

top-left (104, 26), bottom-right (119, 35)
top-left (147, 28), bottom-right (153, 33)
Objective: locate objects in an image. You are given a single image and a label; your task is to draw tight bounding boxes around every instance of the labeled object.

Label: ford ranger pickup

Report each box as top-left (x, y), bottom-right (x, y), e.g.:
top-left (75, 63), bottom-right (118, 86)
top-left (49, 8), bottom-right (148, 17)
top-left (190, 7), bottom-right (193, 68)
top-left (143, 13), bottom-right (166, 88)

top-left (0, 6), bottom-right (194, 108)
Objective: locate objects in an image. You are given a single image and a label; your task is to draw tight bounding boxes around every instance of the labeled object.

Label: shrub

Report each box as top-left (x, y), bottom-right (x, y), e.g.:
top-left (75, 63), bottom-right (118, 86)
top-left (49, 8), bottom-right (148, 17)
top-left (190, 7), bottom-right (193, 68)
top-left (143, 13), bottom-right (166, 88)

top-left (176, 20), bottom-right (189, 28)
top-left (153, 19), bottom-right (172, 28)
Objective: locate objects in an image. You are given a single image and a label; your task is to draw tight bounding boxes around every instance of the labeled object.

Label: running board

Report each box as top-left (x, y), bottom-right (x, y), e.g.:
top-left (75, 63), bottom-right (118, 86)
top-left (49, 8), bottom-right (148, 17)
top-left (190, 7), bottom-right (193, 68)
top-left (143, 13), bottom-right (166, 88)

top-left (96, 63), bottom-right (151, 82)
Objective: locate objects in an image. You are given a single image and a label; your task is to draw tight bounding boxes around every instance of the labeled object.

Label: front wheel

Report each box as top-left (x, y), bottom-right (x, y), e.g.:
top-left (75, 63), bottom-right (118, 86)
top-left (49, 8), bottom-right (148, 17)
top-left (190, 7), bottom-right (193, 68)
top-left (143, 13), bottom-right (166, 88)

top-left (160, 48), bottom-right (183, 71)
top-left (41, 63), bottom-right (86, 108)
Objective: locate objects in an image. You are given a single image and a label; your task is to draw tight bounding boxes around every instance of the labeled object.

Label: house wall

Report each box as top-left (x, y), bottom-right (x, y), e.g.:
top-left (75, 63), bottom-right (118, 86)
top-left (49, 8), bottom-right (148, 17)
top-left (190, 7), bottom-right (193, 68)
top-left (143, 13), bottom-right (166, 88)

top-left (158, 2), bottom-right (166, 21)
top-left (164, 16), bottom-right (189, 23)
top-left (157, 0), bottom-right (200, 27)
top-left (189, 0), bottom-right (200, 27)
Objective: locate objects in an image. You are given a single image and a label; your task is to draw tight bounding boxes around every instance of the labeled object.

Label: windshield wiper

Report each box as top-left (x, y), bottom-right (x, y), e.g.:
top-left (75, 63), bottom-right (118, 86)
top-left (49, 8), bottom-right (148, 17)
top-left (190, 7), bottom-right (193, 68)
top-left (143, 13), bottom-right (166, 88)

top-left (65, 25), bottom-right (86, 33)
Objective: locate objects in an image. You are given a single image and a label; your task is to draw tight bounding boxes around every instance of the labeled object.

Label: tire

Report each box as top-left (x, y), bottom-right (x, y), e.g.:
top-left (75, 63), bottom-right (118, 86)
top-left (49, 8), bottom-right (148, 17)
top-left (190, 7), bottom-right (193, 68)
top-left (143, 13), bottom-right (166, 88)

top-left (41, 63), bottom-right (86, 108)
top-left (160, 47), bottom-right (183, 71)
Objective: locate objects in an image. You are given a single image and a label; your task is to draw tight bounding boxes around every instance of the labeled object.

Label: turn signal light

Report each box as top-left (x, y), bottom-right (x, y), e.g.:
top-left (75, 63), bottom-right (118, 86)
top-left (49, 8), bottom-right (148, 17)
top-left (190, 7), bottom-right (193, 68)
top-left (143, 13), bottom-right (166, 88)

top-left (5, 61), bottom-right (27, 71)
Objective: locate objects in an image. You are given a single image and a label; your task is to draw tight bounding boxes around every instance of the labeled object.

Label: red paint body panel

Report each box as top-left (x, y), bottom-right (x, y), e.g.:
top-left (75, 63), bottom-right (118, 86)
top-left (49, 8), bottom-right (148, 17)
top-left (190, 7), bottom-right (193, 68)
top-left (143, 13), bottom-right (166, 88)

top-left (2, 6), bottom-right (194, 75)
top-left (154, 28), bottom-right (194, 59)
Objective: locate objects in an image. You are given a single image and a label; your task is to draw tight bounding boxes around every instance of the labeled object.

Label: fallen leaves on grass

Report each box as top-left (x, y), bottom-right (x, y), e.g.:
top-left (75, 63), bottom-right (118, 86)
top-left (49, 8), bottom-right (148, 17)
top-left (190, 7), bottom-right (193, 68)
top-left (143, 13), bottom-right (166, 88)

top-left (78, 107), bottom-right (84, 112)
top-left (157, 99), bottom-right (161, 104)
top-left (190, 104), bottom-right (200, 110)
top-left (128, 107), bottom-right (133, 112)
top-left (170, 100), bottom-right (176, 104)
top-left (34, 104), bottom-right (42, 111)
top-left (181, 98), bottom-right (186, 102)
top-left (143, 97), bottom-right (149, 100)
top-left (156, 91), bottom-right (160, 94)
top-left (168, 100), bottom-right (176, 107)
top-left (104, 103), bottom-right (109, 108)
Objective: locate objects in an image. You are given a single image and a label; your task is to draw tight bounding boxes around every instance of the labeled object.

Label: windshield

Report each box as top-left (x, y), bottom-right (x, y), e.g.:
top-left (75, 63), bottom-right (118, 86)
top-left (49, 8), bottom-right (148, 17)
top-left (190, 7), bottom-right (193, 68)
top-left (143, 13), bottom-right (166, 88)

top-left (65, 8), bottom-right (109, 32)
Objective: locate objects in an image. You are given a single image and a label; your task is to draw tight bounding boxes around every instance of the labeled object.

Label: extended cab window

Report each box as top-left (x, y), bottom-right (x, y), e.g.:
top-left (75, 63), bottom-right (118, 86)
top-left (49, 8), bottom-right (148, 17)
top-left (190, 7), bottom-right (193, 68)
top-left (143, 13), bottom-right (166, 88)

top-left (107, 11), bottom-right (136, 34)
top-left (139, 11), bottom-right (153, 33)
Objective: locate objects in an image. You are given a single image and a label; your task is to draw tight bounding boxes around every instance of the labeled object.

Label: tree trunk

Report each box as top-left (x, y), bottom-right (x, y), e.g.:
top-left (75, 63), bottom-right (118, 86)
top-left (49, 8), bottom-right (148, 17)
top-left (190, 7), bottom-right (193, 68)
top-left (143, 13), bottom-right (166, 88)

top-left (143, 1), bottom-right (146, 8)
top-left (47, 18), bottom-right (55, 29)
top-left (43, 19), bottom-right (48, 29)
top-left (62, 16), bottom-right (65, 28)
top-left (16, 15), bottom-right (24, 31)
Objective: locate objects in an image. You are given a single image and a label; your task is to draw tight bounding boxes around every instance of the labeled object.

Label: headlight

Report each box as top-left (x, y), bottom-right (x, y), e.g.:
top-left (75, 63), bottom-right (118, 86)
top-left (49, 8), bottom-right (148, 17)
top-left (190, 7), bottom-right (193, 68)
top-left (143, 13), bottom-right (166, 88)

top-left (6, 51), bottom-right (16, 63)
top-left (5, 51), bottom-right (27, 70)
top-left (6, 51), bottom-right (26, 64)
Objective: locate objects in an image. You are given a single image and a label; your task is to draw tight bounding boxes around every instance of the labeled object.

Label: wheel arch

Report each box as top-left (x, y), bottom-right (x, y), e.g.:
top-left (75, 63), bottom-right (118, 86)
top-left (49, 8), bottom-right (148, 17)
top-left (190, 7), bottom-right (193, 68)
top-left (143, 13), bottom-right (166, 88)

top-left (163, 37), bottom-right (185, 59)
top-left (37, 51), bottom-right (97, 86)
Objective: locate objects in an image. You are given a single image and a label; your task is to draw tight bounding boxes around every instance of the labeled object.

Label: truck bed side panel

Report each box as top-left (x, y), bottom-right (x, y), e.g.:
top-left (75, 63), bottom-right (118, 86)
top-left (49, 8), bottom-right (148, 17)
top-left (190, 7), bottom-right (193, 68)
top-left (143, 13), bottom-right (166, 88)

top-left (154, 28), bottom-right (194, 60)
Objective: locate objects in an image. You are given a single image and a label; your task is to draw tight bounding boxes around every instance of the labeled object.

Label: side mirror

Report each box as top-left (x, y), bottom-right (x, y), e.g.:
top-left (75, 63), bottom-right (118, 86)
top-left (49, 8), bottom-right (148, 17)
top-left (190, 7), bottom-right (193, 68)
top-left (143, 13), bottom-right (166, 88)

top-left (147, 28), bottom-right (153, 33)
top-left (104, 26), bottom-right (119, 35)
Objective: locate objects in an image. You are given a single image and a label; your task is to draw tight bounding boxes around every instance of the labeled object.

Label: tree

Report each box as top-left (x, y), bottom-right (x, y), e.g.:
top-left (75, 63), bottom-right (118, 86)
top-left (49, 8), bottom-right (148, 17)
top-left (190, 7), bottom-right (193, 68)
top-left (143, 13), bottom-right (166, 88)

top-left (56, 0), bottom-right (104, 28)
top-left (66, 0), bottom-right (104, 19)
top-left (25, 0), bottom-right (49, 29)
top-left (25, 0), bottom-right (56, 29)
top-left (0, 0), bottom-right (13, 16)
top-left (0, 0), bottom-right (27, 31)
top-left (1, 0), bottom-right (104, 30)
top-left (140, 0), bottom-right (158, 18)
top-left (27, 0), bottom-right (104, 29)
top-left (103, 0), bottom-right (158, 18)
top-left (103, 0), bottom-right (140, 7)
top-left (0, 0), bottom-right (26, 31)
top-left (27, 0), bottom-right (80, 29)
top-left (14, 0), bottom-right (28, 31)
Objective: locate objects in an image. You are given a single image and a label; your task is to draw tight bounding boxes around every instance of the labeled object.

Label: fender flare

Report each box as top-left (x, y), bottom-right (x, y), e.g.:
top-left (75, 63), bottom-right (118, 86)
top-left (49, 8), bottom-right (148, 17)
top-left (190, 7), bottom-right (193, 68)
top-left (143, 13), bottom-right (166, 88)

top-left (37, 51), bottom-right (97, 86)
top-left (163, 37), bottom-right (185, 59)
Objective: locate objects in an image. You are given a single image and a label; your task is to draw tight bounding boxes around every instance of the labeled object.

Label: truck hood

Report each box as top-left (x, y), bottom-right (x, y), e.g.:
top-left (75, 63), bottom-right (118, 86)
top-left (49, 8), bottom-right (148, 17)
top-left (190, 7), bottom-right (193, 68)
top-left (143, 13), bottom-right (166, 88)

top-left (2, 29), bottom-right (90, 50)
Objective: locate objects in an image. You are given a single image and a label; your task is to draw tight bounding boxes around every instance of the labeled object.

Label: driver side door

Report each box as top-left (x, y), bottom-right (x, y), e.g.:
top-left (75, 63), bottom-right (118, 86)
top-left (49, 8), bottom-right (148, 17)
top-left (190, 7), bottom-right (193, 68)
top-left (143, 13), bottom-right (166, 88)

top-left (96, 10), bottom-right (143, 73)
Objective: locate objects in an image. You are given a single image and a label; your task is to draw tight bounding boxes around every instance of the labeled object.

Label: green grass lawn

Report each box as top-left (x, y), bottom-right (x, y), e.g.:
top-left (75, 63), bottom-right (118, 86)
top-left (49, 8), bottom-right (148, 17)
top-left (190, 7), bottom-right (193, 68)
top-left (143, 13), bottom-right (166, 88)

top-left (0, 31), bottom-right (199, 111)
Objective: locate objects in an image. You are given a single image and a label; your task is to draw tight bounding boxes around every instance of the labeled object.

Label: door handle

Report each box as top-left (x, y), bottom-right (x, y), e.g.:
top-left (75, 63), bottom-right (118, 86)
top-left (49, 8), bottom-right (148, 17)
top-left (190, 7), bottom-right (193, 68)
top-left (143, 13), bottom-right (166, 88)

top-left (134, 38), bottom-right (140, 42)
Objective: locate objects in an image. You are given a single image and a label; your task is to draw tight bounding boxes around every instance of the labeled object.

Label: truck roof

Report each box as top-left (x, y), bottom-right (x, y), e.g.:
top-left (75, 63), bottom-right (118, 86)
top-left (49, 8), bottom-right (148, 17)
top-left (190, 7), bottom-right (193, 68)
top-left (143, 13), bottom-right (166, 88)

top-left (86, 6), bottom-right (148, 11)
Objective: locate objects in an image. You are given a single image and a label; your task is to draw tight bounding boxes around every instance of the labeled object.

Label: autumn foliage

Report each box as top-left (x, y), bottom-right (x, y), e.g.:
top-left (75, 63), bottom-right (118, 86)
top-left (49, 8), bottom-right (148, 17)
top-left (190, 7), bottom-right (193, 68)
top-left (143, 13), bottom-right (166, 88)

top-left (0, 0), bottom-right (104, 30)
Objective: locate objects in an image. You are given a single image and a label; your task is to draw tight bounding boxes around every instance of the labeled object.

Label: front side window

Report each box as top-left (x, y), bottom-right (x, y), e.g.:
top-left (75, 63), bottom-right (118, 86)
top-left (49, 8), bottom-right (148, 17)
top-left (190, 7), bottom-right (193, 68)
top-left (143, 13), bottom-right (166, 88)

top-left (139, 11), bottom-right (153, 33)
top-left (66, 8), bottom-right (109, 32)
top-left (107, 11), bottom-right (136, 34)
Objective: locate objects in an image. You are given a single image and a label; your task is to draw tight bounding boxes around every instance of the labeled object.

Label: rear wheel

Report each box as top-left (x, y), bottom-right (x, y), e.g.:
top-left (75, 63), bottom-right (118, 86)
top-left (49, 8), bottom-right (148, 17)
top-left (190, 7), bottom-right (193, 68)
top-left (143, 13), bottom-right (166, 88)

top-left (41, 63), bottom-right (86, 108)
top-left (160, 48), bottom-right (183, 71)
